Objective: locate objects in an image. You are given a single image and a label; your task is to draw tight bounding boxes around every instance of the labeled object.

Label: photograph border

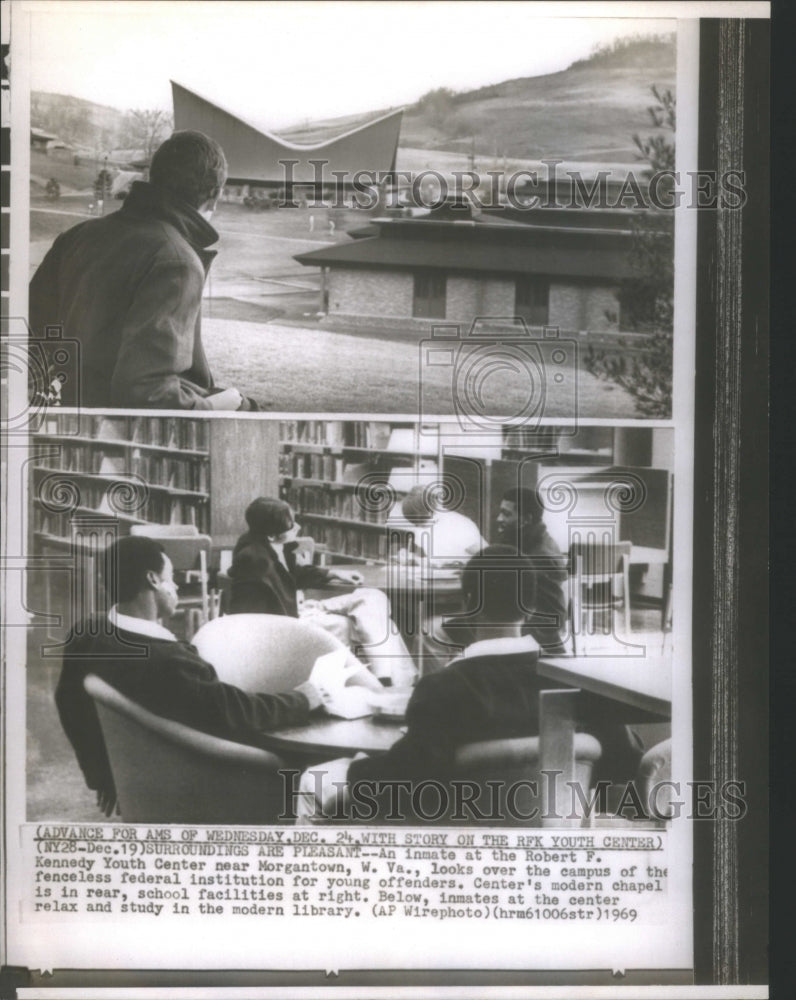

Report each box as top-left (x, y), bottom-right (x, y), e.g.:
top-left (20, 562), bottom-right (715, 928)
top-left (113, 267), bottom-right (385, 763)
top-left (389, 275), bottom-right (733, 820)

top-left (1, 5), bottom-right (771, 994)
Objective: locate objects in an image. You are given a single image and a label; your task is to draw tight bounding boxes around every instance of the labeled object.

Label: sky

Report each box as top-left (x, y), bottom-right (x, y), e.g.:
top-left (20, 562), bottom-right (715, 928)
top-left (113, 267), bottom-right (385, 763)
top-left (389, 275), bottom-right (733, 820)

top-left (24, 1), bottom-right (675, 130)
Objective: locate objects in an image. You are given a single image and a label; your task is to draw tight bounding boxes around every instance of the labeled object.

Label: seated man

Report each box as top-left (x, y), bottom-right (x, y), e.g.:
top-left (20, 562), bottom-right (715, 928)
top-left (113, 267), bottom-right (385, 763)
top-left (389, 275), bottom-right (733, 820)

top-left (495, 487), bottom-right (569, 654)
top-left (298, 546), bottom-right (643, 823)
top-left (56, 536), bottom-right (362, 816)
top-left (29, 131), bottom-right (254, 410)
top-left (386, 485), bottom-right (486, 566)
top-left (228, 497), bottom-right (417, 686)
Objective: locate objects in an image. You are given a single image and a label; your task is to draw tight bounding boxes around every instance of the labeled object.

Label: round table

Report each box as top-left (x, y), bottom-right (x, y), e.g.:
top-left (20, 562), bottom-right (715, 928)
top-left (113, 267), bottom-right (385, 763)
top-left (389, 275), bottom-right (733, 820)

top-left (262, 713), bottom-right (406, 762)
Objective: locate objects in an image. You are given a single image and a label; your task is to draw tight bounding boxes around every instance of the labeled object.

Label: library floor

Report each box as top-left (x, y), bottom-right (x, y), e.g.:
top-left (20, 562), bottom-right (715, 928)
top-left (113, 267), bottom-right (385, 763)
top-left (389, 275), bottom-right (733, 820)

top-left (25, 608), bottom-right (666, 823)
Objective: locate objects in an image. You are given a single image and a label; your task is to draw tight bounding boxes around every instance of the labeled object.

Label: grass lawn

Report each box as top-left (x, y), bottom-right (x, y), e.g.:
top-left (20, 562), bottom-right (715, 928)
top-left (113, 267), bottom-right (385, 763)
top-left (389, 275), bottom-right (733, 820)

top-left (203, 317), bottom-right (638, 416)
top-left (29, 201), bottom-right (644, 417)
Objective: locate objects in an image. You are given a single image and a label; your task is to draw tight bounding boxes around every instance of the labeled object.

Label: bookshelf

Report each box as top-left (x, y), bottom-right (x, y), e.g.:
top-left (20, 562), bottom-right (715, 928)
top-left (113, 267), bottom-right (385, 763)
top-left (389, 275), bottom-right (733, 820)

top-left (29, 416), bottom-right (281, 633)
top-left (278, 420), bottom-right (441, 563)
top-left (31, 415), bottom-right (211, 543)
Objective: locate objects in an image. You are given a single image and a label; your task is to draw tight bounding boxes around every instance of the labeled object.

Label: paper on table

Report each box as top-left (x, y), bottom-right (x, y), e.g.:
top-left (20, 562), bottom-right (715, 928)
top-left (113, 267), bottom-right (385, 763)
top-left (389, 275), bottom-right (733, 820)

top-left (309, 649), bottom-right (374, 717)
top-left (322, 686), bottom-right (374, 719)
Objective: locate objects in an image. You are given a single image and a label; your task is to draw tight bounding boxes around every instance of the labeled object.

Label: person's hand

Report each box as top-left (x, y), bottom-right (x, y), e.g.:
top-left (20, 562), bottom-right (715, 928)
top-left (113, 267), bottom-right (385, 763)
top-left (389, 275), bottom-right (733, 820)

top-left (207, 387), bottom-right (243, 410)
top-left (328, 569), bottom-right (363, 586)
top-left (308, 650), bottom-right (361, 692)
top-left (299, 598), bottom-right (322, 612)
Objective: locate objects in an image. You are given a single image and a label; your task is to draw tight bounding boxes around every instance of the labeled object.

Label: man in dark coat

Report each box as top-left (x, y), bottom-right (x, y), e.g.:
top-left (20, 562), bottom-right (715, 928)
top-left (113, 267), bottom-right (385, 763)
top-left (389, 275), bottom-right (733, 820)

top-left (29, 130), bottom-right (252, 410)
top-left (495, 487), bottom-right (569, 653)
top-left (56, 536), bottom-right (356, 815)
top-left (296, 547), bottom-right (644, 822)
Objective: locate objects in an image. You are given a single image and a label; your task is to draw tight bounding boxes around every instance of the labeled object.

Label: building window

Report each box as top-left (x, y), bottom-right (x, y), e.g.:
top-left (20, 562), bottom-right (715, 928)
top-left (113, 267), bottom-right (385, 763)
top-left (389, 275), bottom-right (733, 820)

top-left (515, 277), bottom-right (549, 326)
top-left (413, 273), bottom-right (446, 318)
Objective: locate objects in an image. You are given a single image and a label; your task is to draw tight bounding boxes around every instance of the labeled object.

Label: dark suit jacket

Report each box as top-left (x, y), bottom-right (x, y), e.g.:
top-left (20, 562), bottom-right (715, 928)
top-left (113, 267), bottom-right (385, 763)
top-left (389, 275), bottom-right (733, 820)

top-left (347, 635), bottom-right (642, 792)
top-left (29, 182), bottom-right (219, 409)
top-left (519, 522), bottom-right (569, 651)
top-left (228, 532), bottom-right (331, 617)
top-left (348, 636), bottom-right (543, 786)
top-left (56, 615), bottom-right (312, 802)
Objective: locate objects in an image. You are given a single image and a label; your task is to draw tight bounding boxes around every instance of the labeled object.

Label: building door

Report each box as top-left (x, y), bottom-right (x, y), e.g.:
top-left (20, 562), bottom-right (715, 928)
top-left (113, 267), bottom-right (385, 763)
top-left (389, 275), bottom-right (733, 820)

top-left (413, 273), bottom-right (447, 318)
top-left (515, 277), bottom-right (550, 326)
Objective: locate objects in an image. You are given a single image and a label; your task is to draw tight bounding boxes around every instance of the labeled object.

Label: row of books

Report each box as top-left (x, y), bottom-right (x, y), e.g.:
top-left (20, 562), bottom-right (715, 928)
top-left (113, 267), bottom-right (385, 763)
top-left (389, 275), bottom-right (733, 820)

top-left (38, 415), bottom-right (210, 452)
top-left (281, 451), bottom-right (347, 481)
top-left (36, 443), bottom-right (111, 475)
top-left (282, 485), bottom-right (392, 525)
top-left (34, 500), bottom-right (208, 542)
top-left (33, 477), bottom-right (207, 529)
top-left (111, 417), bottom-right (209, 451)
top-left (127, 453), bottom-right (209, 492)
top-left (302, 522), bottom-right (389, 562)
top-left (279, 420), bottom-right (423, 451)
top-left (33, 448), bottom-right (209, 493)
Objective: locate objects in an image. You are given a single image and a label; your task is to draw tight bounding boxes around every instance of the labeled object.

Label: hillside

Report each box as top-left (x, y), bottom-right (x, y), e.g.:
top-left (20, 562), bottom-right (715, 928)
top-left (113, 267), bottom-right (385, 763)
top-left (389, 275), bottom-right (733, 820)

top-left (280, 33), bottom-right (676, 162)
top-left (31, 33), bottom-right (675, 166)
top-left (30, 91), bottom-right (127, 151)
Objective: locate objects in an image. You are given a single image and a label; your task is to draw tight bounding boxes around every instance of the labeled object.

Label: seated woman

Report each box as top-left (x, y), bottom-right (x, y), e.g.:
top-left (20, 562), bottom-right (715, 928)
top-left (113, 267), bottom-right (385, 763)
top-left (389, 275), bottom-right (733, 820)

top-left (228, 497), bottom-right (416, 687)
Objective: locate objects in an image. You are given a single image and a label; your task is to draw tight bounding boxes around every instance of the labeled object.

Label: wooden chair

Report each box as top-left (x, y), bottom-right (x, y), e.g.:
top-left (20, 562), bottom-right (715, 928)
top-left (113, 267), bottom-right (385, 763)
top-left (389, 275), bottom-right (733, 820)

top-left (129, 525), bottom-right (214, 638)
top-left (570, 538), bottom-right (632, 651)
top-left (84, 674), bottom-right (288, 824)
top-left (192, 613), bottom-right (345, 693)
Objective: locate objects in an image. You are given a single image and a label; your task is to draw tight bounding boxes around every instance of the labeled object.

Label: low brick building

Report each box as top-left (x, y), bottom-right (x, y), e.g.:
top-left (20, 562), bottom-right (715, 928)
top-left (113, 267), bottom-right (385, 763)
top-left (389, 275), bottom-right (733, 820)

top-left (294, 211), bottom-right (645, 334)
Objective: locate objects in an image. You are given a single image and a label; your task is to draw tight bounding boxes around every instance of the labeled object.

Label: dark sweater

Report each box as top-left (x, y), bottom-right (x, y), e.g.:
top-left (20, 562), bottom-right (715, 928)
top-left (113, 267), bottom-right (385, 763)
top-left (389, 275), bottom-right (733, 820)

top-left (347, 636), bottom-right (642, 789)
top-left (519, 522), bottom-right (569, 651)
top-left (56, 615), bottom-right (312, 801)
top-left (348, 637), bottom-right (543, 785)
top-left (228, 532), bottom-right (331, 617)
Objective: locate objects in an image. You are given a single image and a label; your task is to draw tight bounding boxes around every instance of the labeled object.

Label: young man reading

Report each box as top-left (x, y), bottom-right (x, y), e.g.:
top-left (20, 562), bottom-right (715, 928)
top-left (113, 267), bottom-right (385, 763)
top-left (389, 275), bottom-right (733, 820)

top-left (56, 536), bottom-right (361, 816)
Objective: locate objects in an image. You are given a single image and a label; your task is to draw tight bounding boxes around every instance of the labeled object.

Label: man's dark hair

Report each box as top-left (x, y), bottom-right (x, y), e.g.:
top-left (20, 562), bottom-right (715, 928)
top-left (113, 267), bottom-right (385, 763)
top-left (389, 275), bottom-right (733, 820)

top-left (105, 536), bottom-right (166, 604)
top-left (460, 544), bottom-right (537, 623)
top-left (501, 487), bottom-right (543, 526)
top-left (401, 485), bottom-right (436, 525)
top-left (245, 497), bottom-right (294, 538)
top-left (149, 130), bottom-right (228, 209)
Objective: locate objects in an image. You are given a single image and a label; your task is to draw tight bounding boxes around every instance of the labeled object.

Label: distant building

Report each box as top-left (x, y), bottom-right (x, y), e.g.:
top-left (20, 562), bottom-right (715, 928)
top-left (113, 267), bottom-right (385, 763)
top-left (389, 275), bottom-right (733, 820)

top-left (294, 211), bottom-right (650, 333)
top-left (171, 81), bottom-right (403, 196)
top-left (30, 127), bottom-right (60, 153)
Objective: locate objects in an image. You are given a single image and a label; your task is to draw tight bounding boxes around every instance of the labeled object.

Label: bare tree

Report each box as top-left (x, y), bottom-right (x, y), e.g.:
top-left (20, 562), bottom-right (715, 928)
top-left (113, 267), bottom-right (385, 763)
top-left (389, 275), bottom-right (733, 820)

top-left (584, 86), bottom-right (675, 418)
top-left (120, 108), bottom-right (173, 161)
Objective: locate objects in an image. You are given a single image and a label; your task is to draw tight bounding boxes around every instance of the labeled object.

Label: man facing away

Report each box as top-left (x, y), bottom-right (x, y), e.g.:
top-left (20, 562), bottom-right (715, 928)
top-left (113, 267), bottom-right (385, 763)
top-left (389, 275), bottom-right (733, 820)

top-left (296, 546), bottom-right (544, 820)
top-left (29, 130), bottom-right (253, 410)
top-left (495, 487), bottom-right (569, 653)
top-left (386, 484), bottom-right (486, 565)
top-left (297, 546), bottom-right (644, 823)
top-left (227, 497), bottom-right (417, 686)
top-left (56, 536), bottom-right (363, 816)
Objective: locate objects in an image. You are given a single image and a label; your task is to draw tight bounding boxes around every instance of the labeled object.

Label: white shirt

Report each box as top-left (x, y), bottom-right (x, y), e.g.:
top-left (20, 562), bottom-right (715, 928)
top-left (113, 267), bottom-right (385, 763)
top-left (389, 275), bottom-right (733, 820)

top-left (108, 605), bottom-right (178, 642)
top-left (458, 634), bottom-right (540, 660)
top-left (387, 507), bottom-right (486, 562)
